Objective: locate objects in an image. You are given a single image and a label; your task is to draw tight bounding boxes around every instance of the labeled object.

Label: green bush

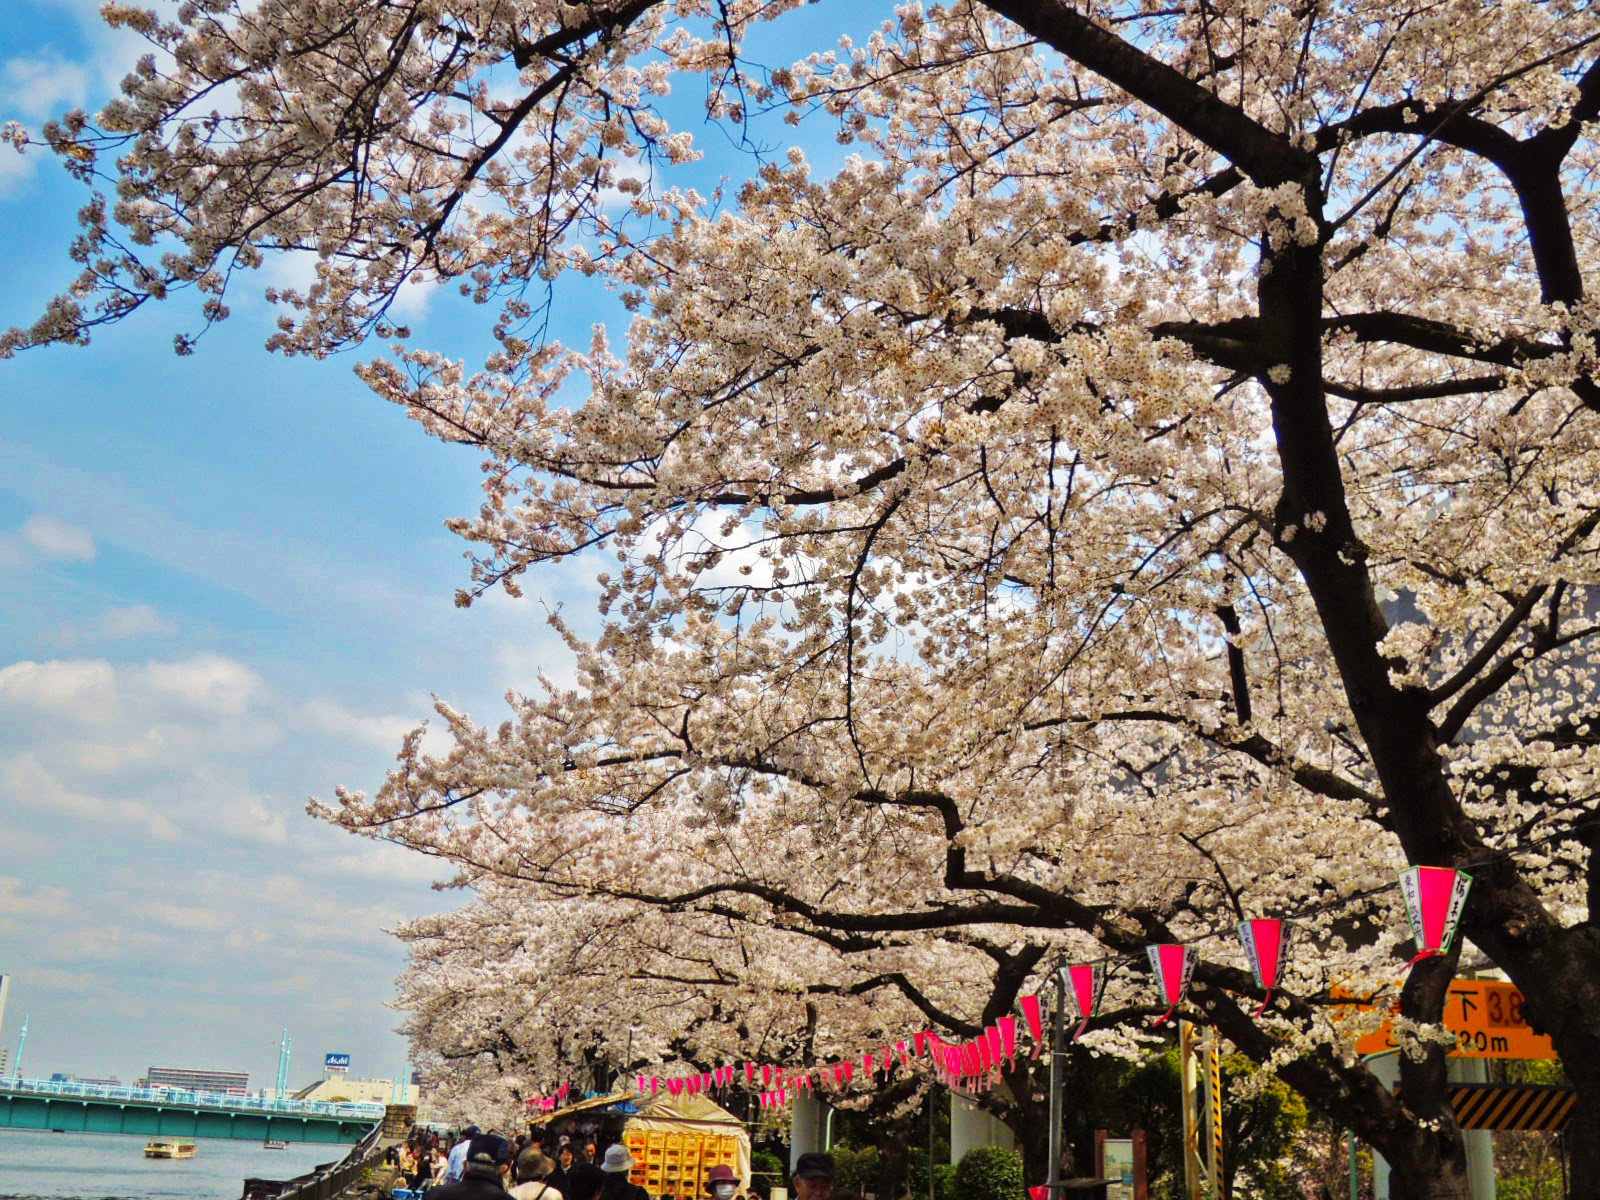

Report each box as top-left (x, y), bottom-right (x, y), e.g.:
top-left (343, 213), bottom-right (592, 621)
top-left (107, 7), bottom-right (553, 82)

top-left (932, 1163), bottom-right (958, 1200)
top-left (953, 1146), bottom-right (1023, 1200)
top-left (829, 1146), bottom-right (880, 1193)
top-left (750, 1150), bottom-right (785, 1199)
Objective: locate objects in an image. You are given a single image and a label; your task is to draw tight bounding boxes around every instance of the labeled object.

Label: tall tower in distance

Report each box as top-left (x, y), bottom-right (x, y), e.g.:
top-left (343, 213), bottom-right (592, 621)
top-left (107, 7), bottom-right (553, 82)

top-left (0, 974), bottom-right (11, 1076)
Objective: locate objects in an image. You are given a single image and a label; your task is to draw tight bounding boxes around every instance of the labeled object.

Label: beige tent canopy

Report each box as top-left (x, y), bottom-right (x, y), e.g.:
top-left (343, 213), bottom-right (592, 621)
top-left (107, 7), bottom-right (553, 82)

top-left (539, 1090), bottom-right (752, 1199)
top-left (622, 1091), bottom-right (752, 1198)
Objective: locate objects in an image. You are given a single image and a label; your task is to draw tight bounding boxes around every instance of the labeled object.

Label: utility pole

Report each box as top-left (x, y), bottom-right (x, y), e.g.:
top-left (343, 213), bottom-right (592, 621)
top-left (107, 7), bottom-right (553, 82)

top-left (1046, 970), bottom-right (1067, 1194)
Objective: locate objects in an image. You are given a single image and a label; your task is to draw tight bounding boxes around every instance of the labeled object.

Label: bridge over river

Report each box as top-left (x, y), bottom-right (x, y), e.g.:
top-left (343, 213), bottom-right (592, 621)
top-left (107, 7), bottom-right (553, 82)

top-left (0, 1076), bottom-right (383, 1144)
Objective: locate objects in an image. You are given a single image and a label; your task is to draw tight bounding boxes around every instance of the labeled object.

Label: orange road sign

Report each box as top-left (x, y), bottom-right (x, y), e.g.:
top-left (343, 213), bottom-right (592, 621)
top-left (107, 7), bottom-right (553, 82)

top-left (1347, 980), bottom-right (1556, 1060)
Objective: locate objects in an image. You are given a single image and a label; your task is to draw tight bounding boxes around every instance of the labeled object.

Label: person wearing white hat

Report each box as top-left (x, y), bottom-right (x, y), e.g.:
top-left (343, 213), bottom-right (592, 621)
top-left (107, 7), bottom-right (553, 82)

top-left (597, 1145), bottom-right (649, 1200)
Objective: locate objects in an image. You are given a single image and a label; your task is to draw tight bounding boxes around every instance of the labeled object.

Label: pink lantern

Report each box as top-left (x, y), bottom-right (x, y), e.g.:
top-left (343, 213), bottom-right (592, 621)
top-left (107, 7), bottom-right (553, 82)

top-left (997, 1018), bottom-right (1017, 1061)
top-left (1146, 944), bottom-right (1196, 1026)
top-left (1237, 918), bottom-right (1294, 1017)
top-left (1019, 994), bottom-right (1046, 1057)
top-left (1401, 866), bottom-right (1474, 964)
top-left (984, 1025), bottom-right (1004, 1070)
top-left (1063, 963), bottom-right (1106, 1041)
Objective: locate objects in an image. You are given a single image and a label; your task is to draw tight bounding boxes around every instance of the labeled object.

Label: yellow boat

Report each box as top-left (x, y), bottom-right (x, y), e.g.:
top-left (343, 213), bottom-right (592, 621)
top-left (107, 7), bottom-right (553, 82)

top-left (145, 1139), bottom-right (199, 1159)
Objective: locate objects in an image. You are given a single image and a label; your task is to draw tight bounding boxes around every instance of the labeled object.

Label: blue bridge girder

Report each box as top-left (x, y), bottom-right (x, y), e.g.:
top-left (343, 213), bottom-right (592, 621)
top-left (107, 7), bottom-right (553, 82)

top-left (0, 1076), bottom-right (382, 1144)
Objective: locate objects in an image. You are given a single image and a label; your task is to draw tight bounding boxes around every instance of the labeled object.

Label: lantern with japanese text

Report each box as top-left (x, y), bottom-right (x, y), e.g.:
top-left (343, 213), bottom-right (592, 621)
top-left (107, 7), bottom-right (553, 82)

top-left (1146, 943), bottom-right (1196, 1026)
top-left (1236, 918), bottom-right (1294, 1016)
top-left (1400, 866), bottom-right (1474, 964)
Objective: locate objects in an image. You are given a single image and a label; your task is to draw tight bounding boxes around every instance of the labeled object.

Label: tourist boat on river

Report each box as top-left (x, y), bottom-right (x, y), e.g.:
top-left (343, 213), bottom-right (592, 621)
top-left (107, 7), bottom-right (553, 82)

top-left (144, 1139), bottom-right (198, 1159)
top-left (263, 1139), bottom-right (290, 1150)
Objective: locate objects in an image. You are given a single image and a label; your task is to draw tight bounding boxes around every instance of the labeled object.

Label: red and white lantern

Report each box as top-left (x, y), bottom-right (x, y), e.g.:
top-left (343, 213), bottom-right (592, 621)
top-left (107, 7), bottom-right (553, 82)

top-left (1063, 963), bottom-right (1107, 1042)
top-left (1019, 994), bottom-right (1046, 1057)
top-left (1237, 918), bottom-right (1294, 1017)
top-left (1400, 866), bottom-right (1474, 965)
top-left (1146, 944), bottom-right (1196, 1026)
top-left (996, 1018), bottom-right (1017, 1062)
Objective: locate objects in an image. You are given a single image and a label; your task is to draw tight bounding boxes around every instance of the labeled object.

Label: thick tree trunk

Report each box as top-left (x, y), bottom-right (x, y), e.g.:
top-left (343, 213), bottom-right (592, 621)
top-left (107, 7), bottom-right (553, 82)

top-left (1562, 1082), bottom-right (1600, 1200)
top-left (874, 1128), bottom-right (912, 1200)
top-left (1385, 1004), bottom-right (1471, 1200)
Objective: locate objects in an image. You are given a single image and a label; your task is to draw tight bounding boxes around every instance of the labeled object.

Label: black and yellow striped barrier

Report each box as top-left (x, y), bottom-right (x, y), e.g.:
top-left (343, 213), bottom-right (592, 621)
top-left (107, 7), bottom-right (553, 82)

top-left (1446, 1084), bottom-right (1575, 1131)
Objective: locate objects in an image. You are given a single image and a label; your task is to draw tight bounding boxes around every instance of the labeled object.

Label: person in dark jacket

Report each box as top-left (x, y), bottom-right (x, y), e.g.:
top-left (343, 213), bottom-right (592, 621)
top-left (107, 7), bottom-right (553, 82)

top-left (566, 1164), bottom-right (605, 1200)
top-left (547, 1144), bottom-right (578, 1195)
top-left (597, 1144), bottom-right (649, 1200)
top-left (427, 1133), bottom-right (515, 1200)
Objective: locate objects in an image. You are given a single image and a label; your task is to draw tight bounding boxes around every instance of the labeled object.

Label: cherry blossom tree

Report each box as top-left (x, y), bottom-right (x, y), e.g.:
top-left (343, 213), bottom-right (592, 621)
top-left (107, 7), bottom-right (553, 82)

top-left (392, 877), bottom-right (1067, 1182)
top-left (13, 1), bottom-right (1600, 1197)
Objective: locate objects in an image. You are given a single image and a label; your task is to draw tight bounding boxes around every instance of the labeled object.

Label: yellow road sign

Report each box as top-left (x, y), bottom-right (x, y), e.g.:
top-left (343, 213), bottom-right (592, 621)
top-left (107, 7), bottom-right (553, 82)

top-left (1347, 980), bottom-right (1555, 1059)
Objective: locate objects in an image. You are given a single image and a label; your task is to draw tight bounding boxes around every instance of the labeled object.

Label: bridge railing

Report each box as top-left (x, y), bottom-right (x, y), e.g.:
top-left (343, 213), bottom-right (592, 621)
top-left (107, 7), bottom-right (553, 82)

top-left (0, 1075), bottom-right (384, 1120)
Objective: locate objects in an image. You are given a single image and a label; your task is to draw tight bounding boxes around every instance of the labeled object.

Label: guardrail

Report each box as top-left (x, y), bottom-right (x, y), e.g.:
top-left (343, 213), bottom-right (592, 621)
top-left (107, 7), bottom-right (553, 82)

top-left (0, 1075), bottom-right (385, 1121)
top-left (242, 1120), bottom-right (388, 1200)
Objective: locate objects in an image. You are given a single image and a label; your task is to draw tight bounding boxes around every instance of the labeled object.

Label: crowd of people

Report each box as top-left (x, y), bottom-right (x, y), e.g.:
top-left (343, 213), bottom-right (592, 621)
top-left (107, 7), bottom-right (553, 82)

top-left (388, 1127), bottom-right (841, 1200)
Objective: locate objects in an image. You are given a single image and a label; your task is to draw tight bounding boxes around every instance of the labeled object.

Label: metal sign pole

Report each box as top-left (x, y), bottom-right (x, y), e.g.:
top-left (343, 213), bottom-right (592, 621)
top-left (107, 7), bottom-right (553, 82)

top-left (1046, 971), bottom-right (1067, 1192)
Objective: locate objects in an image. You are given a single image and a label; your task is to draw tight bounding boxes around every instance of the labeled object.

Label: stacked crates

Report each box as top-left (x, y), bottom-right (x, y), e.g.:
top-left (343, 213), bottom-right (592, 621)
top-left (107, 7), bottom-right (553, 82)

top-left (625, 1130), bottom-right (742, 1200)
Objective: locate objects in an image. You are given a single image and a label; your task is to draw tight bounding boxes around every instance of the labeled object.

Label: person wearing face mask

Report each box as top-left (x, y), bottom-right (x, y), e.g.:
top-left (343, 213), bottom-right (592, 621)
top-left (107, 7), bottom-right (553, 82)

top-left (705, 1166), bottom-right (740, 1200)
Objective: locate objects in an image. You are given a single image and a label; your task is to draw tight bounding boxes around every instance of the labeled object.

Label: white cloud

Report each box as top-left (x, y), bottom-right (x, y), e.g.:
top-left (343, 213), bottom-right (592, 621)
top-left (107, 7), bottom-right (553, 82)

top-left (28, 967), bottom-right (104, 992)
top-left (0, 143), bottom-right (36, 196)
top-left (20, 512), bottom-right (95, 561)
top-left (298, 698), bottom-right (421, 751)
top-left (388, 274), bottom-right (440, 322)
top-left (0, 658), bottom-right (119, 719)
top-left (1, 753), bottom-right (182, 841)
top-left (1, 53), bottom-right (92, 121)
top-left (138, 653), bottom-right (265, 716)
top-left (213, 795), bottom-right (290, 845)
top-left (0, 875), bottom-right (77, 920)
top-left (54, 604), bottom-right (176, 646)
top-left (328, 842), bottom-right (448, 885)
top-left (95, 604), bottom-right (172, 639)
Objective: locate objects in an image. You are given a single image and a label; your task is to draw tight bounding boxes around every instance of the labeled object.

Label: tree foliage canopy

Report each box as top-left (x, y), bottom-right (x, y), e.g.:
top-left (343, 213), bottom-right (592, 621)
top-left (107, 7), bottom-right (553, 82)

top-left (14, 0), bottom-right (1600, 1193)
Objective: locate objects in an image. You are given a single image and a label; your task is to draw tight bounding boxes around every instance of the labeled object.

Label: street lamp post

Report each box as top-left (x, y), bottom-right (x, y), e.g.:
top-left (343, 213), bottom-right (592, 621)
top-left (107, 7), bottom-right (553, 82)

top-left (14, 1015), bottom-right (28, 1082)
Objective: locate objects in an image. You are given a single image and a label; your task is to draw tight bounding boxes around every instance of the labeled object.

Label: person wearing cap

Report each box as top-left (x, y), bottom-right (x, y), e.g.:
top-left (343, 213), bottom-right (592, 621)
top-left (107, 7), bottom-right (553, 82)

top-left (596, 1143), bottom-right (650, 1200)
top-left (704, 1164), bottom-right (741, 1200)
top-left (428, 1133), bottom-right (515, 1200)
top-left (447, 1126), bottom-right (485, 1184)
top-left (790, 1153), bottom-right (835, 1200)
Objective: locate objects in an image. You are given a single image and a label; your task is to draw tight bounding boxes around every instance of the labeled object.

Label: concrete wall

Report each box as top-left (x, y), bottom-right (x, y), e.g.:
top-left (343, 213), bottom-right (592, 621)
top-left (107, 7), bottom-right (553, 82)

top-left (949, 1096), bottom-right (1013, 1165)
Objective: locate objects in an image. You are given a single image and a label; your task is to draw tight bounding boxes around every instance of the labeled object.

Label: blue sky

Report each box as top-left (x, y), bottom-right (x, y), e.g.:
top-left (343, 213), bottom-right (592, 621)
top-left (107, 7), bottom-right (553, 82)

top-left (0, 0), bottom-right (617, 1091)
top-left (0, 0), bottom-right (882, 1094)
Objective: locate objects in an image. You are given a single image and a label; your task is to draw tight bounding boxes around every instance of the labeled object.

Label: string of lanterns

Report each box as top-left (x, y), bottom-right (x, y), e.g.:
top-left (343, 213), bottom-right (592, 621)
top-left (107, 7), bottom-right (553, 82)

top-left (520, 865), bottom-right (1480, 1112)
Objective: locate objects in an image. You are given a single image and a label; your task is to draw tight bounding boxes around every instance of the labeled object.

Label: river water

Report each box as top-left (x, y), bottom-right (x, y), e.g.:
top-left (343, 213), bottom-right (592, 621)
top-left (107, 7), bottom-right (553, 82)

top-left (0, 1128), bottom-right (360, 1200)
